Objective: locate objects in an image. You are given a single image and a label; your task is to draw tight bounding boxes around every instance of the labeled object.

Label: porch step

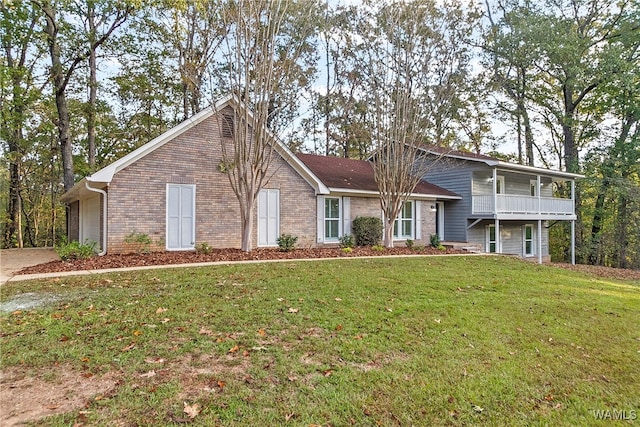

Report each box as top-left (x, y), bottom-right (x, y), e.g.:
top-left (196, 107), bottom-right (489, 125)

top-left (441, 241), bottom-right (483, 253)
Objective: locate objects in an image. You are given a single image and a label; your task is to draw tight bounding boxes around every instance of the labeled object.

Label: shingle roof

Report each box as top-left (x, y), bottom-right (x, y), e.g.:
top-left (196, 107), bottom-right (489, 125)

top-left (296, 153), bottom-right (459, 198)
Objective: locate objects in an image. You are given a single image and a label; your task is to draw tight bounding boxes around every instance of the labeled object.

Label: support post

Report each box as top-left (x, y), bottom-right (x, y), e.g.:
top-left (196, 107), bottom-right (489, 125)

top-left (538, 219), bottom-right (542, 264)
top-left (571, 220), bottom-right (576, 265)
top-left (496, 218), bottom-right (500, 253)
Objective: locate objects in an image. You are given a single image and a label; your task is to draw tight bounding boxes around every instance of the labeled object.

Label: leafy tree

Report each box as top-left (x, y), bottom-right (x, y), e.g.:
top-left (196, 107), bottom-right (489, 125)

top-left (217, 0), bottom-right (320, 252)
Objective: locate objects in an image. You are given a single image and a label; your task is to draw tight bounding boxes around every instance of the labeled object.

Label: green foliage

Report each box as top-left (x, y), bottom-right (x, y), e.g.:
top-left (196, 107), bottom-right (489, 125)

top-left (341, 246), bottom-right (353, 254)
top-left (429, 234), bottom-right (441, 248)
top-left (195, 242), bottom-right (213, 255)
top-left (405, 239), bottom-right (414, 249)
top-left (276, 234), bottom-right (298, 252)
top-left (371, 245), bottom-right (385, 252)
top-left (124, 231), bottom-right (152, 254)
top-left (339, 234), bottom-right (355, 249)
top-left (55, 239), bottom-right (97, 261)
top-left (352, 216), bottom-right (383, 246)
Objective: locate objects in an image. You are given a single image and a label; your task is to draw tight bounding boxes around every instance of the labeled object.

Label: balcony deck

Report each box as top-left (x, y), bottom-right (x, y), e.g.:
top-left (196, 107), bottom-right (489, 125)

top-left (472, 194), bottom-right (575, 218)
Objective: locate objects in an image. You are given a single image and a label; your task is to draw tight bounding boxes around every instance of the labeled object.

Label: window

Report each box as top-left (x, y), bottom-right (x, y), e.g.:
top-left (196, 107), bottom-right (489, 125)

top-left (530, 180), bottom-right (537, 197)
top-left (393, 201), bottom-right (413, 239)
top-left (496, 175), bottom-right (505, 194)
top-left (324, 198), bottom-right (340, 240)
top-left (487, 224), bottom-right (496, 253)
top-left (221, 113), bottom-right (234, 139)
top-left (523, 224), bottom-right (534, 256)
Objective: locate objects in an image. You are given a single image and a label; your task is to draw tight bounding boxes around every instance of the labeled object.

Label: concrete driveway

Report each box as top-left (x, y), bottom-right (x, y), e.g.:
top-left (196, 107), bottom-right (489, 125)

top-left (0, 248), bottom-right (60, 285)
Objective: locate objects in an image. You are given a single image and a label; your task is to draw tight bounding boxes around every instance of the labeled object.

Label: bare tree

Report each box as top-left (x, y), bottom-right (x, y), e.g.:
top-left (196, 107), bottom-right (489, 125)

top-left (217, 0), bottom-right (319, 252)
top-left (360, 0), bottom-right (475, 247)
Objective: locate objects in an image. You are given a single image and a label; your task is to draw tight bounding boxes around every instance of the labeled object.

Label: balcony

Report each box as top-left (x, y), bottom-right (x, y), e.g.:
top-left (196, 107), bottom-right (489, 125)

top-left (472, 194), bottom-right (575, 218)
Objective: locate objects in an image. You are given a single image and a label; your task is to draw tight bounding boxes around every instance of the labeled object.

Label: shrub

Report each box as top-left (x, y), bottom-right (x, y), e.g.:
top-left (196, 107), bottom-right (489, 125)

top-left (124, 231), bottom-right (152, 254)
top-left (339, 234), bottom-right (355, 249)
top-left (196, 242), bottom-right (213, 255)
top-left (371, 245), bottom-right (385, 252)
top-left (56, 239), bottom-right (97, 261)
top-left (341, 247), bottom-right (353, 254)
top-left (352, 216), bottom-right (383, 246)
top-left (405, 239), bottom-right (414, 250)
top-left (430, 234), bottom-right (441, 248)
top-left (277, 234), bottom-right (298, 252)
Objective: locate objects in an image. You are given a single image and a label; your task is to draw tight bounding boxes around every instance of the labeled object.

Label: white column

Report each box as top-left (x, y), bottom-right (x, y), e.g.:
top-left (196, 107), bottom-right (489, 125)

top-left (537, 175), bottom-right (541, 214)
top-left (496, 218), bottom-right (501, 253)
top-left (538, 219), bottom-right (543, 264)
top-left (571, 220), bottom-right (576, 265)
top-left (493, 168), bottom-right (498, 212)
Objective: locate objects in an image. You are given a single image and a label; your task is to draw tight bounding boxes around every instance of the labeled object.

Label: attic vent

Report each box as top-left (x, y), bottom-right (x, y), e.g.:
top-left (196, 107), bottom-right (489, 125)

top-left (221, 113), bottom-right (234, 139)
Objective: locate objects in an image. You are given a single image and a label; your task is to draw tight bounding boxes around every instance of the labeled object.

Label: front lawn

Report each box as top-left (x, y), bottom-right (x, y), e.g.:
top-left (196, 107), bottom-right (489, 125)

top-left (1, 256), bottom-right (638, 426)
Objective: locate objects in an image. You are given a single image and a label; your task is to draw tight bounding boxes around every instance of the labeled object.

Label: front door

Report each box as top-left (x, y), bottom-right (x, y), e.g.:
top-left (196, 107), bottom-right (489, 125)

top-left (167, 184), bottom-right (195, 250)
top-left (258, 189), bottom-right (279, 246)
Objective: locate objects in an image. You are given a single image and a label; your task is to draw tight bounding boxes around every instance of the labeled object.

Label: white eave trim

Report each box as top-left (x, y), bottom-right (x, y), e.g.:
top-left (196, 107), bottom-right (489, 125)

top-left (327, 187), bottom-right (461, 200)
top-left (424, 149), bottom-right (584, 179)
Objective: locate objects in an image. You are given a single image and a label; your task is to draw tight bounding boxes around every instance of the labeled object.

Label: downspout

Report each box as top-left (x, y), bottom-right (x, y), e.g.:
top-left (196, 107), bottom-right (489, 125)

top-left (85, 180), bottom-right (107, 256)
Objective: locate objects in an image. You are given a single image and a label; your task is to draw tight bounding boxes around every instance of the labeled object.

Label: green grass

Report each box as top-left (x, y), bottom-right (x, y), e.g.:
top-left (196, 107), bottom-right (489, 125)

top-left (1, 256), bottom-right (639, 426)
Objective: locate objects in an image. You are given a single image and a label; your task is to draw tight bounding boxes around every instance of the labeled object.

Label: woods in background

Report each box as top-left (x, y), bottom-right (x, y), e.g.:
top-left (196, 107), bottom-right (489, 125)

top-left (1, 0), bottom-right (638, 268)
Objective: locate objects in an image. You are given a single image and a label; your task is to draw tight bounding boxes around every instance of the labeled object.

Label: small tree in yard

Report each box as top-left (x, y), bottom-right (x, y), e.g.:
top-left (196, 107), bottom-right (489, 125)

top-left (217, 0), bottom-right (320, 252)
top-left (358, 1), bottom-right (474, 247)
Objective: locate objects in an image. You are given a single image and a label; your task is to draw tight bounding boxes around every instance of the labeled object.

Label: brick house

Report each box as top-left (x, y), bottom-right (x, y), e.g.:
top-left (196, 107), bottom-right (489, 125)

top-left (61, 95), bottom-right (459, 254)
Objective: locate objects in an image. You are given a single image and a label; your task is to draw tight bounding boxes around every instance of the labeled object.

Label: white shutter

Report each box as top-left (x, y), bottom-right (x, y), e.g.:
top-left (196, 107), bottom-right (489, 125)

top-left (415, 200), bottom-right (421, 240)
top-left (167, 185), bottom-right (181, 249)
top-left (342, 197), bottom-right (351, 236)
top-left (258, 190), bottom-right (268, 246)
top-left (317, 196), bottom-right (324, 243)
top-left (180, 186), bottom-right (195, 247)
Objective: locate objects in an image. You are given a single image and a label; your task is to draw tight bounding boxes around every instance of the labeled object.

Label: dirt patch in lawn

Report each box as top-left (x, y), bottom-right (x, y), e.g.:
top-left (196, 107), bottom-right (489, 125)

top-left (0, 365), bottom-right (121, 426)
top-left (17, 246), bottom-right (462, 275)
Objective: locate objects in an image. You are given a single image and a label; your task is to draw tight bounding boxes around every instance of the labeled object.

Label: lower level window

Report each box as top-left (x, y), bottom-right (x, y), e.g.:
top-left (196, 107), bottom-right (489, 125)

top-left (487, 224), bottom-right (496, 253)
top-left (524, 224), bottom-right (534, 256)
top-left (325, 197), bottom-right (340, 240)
top-left (393, 201), bottom-right (413, 239)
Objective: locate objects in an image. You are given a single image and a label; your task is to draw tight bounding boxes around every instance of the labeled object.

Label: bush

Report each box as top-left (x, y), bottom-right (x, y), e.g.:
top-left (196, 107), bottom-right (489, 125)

top-left (124, 231), bottom-right (152, 254)
top-left (196, 242), bottom-right (213, 255)
top-left (405, 239), bottom-right (414, 250)
top-left (371, 245), bottom-right (385, 252)
top-left (56, 239), bottom-right (97, 261)
top-left (352, 216), bottom-right (383, 246)
top-left (277, 234), bottom-right (298, 252)
top-left (430, 234), bottom-right (441, 248)
top-left (341, 247), bottom-right (353, 254)
top-left (339, 234), bottom-right (355, 249)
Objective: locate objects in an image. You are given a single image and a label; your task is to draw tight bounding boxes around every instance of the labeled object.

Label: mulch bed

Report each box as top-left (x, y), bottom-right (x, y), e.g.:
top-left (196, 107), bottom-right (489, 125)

top-left (18, 246), bottom-right (463, 275)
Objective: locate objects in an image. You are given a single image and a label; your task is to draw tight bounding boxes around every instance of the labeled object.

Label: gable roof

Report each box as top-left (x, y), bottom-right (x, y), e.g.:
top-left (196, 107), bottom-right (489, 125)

top-left (297, 153), bottom-right (460, 199)
top-left (422, 146), bottom-right (584, 179)
top-left (62, 95), bottom-right (329, 202)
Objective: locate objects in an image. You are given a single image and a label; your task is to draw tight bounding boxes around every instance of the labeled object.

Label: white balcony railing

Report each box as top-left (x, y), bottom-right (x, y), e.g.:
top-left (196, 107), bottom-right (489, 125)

top-left (472, 194), bottom-right (574, 216)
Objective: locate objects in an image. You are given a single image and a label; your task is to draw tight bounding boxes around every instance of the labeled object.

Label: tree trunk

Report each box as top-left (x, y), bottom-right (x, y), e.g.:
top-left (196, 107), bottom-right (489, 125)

top-left (383, 218), bottom-right (394, 248)
top-left (43, 3), bottom-right (75, 192)
top-left (240, 196), bottom-right (255, 252)
top-left (87, 2), bottom-right (97, 170)
top-left (588, 184), bottom-right (606, 265)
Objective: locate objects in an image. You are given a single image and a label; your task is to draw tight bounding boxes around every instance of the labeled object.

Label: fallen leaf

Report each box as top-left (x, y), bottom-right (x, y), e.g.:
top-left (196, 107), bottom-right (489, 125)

top-left (285, 413), bottom-right (295, 421)
top-left (144, 357), bottom-right (165, 364)
top-left (257, 328), bottom-right (266, 336)
top-left (386, 308), bottom-right (393, 312)
top-left (183, 402), bottom-right (201, 419)
top-left (140, 370), bottom-right (156, 378)
top-left (156, 307), bottom-right (168, 314)
top-left (334, 297), bottom-right (342, 302)
top-left (472, 405), bottom-right (484, 413)
top-left (228, 345), bottom-right (239, 354)
top-left (335, 324), bottom-right (343, 331)
top-left (288, 307), bottom-right (299, 313)
top-left (133, 330), bottom-right (142, 336)
top-left (434, 319), bottom-right (441, 323)
top-left (161, 318), bottom-right (171, 324)
top-left (277, 298), bottom-right (285, 302)
top-left (199, 327), bottom-right (213, 336)
top-left (121, 343), bottom-right (136, 352)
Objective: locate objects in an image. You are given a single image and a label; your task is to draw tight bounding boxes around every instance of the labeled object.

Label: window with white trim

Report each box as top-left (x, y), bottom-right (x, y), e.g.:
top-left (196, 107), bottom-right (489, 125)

top-left (486, 224), bottom-right (497, 253)
top-left (393, 201), bottom-right (413, 239)
top-left (523, 224), bottom-right (534, 256)
top-left (496, 175), bottom-right (505, 194)
top-left (324, 197), bottom-right (340, 240)
top-left (530, 180), bottom-right (537, 197)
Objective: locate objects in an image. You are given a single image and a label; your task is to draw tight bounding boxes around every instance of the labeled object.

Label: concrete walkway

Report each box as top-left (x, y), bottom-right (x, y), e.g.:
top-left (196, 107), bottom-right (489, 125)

top-left (1, 248), bottom-right (60, 285)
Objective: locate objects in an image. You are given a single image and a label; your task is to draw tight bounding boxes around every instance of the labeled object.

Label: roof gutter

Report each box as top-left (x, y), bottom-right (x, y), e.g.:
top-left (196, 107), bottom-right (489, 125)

top-left (85, 180), bottom-right (107, 256)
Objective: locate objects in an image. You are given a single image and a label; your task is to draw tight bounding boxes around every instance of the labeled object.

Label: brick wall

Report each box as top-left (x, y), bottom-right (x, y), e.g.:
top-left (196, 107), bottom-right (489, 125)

top-left (106, 112), bottom-right (316, 253)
